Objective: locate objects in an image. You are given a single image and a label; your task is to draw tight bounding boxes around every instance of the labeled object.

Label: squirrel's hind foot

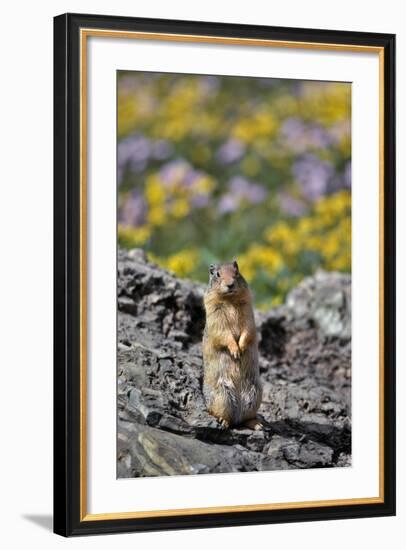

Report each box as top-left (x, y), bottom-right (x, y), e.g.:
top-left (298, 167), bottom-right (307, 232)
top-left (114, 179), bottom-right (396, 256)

top-left (218, 417), bottom-right (230, 430)
top-left (243, 418), bottom-right (263, 431)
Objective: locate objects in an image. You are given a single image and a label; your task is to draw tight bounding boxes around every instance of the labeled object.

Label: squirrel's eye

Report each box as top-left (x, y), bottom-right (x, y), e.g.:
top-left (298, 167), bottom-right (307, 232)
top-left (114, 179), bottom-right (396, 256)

top-left (216, 271), bottom-right (220, 278)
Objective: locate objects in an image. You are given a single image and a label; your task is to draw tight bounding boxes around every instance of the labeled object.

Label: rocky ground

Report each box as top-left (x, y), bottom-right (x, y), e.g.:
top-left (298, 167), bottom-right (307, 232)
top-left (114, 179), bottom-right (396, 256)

top-left (117, 248), bottom-right (351, 478)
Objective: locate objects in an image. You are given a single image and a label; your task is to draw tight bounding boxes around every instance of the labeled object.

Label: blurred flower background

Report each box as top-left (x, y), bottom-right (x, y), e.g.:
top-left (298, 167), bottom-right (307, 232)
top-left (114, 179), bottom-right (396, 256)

top-left (118, 71), bottom-right (351, 309)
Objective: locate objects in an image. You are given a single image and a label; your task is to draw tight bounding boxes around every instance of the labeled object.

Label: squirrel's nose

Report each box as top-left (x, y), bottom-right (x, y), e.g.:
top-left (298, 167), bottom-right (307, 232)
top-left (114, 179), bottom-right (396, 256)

top-left (227, 282), bottom-right (235, 290)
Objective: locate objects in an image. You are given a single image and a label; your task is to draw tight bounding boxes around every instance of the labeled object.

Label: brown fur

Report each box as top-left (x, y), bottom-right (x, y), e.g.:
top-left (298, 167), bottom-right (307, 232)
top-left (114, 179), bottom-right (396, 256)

top-left (202, 261), bottom-right (263, 429)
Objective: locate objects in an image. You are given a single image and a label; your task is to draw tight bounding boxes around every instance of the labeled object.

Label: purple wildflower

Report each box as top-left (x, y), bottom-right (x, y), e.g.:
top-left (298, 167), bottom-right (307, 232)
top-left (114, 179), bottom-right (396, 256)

top-left (119, 192), bottom-right (148, 227)
top-left (229, 176), bottom-right (267, 203)
top-left (159, 160), bottom-right (210, 191)
top-left (118, 135), bottom-right (176, 185)
top-left (278, 192), bottom-right (307, 217)
top-left (280, 118), bottom-right (334, 154)
top-left (151, 139), bottom-right (173, 160)
top-left (216, 139), bottom-right (245, 164)
top-left (191, 194), bottom-right (210, 208)
top-left (330, 120), bottom-right (351, 144)
top-left (117, 134), bottom-right (151, 184)
top-left (159, 159), bottom-right (190, 187)
top-left (218, 176), bottom-right (267, 214)
top-left (292, 154), bottom-right (335, 201)
top-left (218, 194), bottom-right (239, 214)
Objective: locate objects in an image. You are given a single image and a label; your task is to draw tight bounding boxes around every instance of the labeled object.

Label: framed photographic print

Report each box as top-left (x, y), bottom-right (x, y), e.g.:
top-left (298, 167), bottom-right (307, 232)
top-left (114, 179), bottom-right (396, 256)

top-left (53, 13), bottom-right (396, 536)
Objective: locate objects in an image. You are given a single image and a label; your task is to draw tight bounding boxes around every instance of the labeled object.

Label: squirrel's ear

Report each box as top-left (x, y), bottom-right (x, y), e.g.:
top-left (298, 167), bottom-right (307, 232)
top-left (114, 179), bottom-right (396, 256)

top-left (233, 260), bottom-right (239, 271)
top-left (209, 264), bottom-right (215, 274)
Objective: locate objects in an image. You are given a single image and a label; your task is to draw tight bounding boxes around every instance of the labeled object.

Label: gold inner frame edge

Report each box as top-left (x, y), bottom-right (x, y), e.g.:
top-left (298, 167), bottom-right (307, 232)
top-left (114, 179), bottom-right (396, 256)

top-left (79, 28), bottom-right (385, 522)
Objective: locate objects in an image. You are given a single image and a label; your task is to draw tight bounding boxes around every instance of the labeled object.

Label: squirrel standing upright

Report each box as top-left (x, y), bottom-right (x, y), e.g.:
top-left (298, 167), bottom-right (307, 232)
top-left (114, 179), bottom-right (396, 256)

top-left (202, 260), bottom-right (263, 430)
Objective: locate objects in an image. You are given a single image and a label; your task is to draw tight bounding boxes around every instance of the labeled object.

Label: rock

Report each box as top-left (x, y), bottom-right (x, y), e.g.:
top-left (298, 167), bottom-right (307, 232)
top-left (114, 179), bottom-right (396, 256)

top-left (118, 421), bottom-right (263, 477)
top-left (117, 248), bottom-right (351, 477)
top-left (286, 270), bottom-right (351, 339)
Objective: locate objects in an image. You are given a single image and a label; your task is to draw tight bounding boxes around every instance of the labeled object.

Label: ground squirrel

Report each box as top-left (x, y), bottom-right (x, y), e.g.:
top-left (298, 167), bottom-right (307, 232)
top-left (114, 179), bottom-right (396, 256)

top-left (202, 260), bottom-right (263, 430)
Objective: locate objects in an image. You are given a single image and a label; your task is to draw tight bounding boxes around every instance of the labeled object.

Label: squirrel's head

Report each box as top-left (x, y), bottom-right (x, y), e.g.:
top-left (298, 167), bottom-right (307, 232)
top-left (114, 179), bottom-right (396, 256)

top-left (208, 260), bottom-right (248, 297)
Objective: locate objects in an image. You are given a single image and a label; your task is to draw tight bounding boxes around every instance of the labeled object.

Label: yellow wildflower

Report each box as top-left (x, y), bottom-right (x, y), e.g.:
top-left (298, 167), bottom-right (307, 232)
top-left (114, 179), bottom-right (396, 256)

top-left (145, 175), bottom-right (165, 205)
top-left (164, 249), bottom-right (199, 278)
top-left (148, 206), bottom-right (167, 226)
top-left (171, 199), bottom-right (190, 219)
top-left (118, 224), bottom-right (151, 247)
top-left (194, 175), bottom-right (216, 194)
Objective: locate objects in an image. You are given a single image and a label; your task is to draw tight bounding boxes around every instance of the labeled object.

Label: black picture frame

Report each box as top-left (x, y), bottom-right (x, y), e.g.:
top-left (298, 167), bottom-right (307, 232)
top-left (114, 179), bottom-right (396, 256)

top-left (54, 12), bottom-right (396, 537)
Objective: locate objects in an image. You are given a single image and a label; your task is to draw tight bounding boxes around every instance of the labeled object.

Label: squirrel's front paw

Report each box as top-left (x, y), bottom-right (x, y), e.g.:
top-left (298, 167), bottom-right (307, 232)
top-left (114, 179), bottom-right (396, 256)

top-left (228, 341), bottom-right (240, 359)
top-left (238, 338), bottom-right (247, 353)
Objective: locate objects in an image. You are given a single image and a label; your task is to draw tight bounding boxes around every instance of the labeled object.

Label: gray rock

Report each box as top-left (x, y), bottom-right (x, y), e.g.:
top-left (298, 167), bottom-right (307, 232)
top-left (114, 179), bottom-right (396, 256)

top-left (287, 270), bottom-right (351, 339)
top-left (118, 421), bottom-right (263, 477)
top-left (117, 248), bottom-right (351, 477)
